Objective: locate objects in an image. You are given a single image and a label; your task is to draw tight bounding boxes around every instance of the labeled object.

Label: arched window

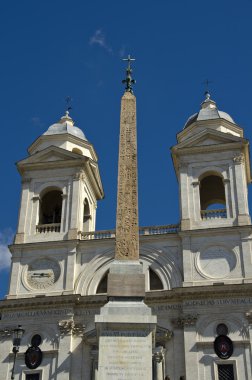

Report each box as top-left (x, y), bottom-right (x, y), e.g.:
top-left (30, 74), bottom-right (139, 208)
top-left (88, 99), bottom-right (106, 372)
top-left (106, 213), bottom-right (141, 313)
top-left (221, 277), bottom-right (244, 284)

top-left (149, 268), bottom-right (163, 291)
top-left (83, 198), bottom-right (91, 232)
top-left (96, 271), bottom-right (108, 294)
top-left (199, 173), bottom-right (227, 219)
top-left (39, 189), bottom-right (62, 225)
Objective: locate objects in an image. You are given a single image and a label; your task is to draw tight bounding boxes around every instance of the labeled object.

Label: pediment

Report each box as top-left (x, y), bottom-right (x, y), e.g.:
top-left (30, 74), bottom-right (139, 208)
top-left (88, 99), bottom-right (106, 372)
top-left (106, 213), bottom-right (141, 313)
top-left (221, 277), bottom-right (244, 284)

top-left (175, 129), bottom-right (242, 150)
top-left (18, 146), bottom-right (85, 165)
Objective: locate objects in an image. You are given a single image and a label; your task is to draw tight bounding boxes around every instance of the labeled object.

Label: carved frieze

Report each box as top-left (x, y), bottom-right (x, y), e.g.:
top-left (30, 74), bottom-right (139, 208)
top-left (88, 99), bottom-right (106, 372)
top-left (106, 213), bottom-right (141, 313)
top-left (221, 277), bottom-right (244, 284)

top-left (172, 314), bottom-right (198, 328)
top-left (0, 327), bottom-right (13, 338)
top-left (58, 320), bottom-right (85, 336)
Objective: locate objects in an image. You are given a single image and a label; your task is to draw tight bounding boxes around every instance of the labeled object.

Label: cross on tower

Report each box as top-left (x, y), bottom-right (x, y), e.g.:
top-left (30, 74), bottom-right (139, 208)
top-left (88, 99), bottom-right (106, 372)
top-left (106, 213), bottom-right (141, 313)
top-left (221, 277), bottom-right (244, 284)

top-left (122, 55), bottom-right (136, 93)
top-left (65, 96), bottom-right (72, 112)
top-left (202, 79), bottom-right (213, 99)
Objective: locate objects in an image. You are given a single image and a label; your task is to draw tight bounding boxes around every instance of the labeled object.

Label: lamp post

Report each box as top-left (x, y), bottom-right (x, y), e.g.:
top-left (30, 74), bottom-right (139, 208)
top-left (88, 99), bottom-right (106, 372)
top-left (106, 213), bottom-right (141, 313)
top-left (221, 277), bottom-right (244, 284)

top-left (11, 325), bottom-right (25, 380)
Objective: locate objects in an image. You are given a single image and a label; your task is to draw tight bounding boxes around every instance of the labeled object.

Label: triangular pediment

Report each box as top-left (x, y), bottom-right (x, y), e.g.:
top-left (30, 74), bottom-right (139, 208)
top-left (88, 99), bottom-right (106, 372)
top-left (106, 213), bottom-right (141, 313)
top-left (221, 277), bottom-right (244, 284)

top-left (175, 129), bottom-right (243, 150)
top-left (18, 145), bottom-right (85, 166)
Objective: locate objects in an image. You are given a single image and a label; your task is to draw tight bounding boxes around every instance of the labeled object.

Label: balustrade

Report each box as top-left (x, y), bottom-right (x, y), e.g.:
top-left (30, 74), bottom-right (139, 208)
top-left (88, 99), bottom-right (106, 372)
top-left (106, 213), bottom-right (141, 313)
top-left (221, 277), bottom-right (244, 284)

top-left (201, 209), bottom-right (227, 220)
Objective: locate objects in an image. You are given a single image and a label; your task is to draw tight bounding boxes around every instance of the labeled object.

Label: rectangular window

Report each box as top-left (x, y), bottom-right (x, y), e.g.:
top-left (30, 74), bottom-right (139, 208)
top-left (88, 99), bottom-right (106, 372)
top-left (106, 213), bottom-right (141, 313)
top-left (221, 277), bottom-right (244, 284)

top-left (218, 364), bottom-right (234, 380)
top-left (26, 374), bottom-right (40, 380)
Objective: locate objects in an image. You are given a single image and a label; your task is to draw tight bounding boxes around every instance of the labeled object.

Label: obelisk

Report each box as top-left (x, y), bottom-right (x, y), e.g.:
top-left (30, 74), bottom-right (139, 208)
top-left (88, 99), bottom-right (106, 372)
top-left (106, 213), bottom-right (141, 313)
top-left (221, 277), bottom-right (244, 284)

top-left (95, 56), bottom-right (157, 380)
top-left (107, 55), bottom-right (145, 297)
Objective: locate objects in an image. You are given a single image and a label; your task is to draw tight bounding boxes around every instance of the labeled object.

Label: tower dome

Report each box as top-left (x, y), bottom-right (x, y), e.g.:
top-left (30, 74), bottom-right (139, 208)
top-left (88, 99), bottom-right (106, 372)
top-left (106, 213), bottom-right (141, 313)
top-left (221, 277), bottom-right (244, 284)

top-left (44, 111), bottom-right (87, 140)
top-left (184, 92), bottom-right (235, 129)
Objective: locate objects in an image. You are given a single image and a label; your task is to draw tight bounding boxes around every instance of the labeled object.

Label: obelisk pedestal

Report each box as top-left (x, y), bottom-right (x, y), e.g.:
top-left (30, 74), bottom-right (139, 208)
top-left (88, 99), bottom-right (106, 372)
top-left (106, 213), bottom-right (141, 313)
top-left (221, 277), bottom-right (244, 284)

top-left (95, 59), bottom-right (156, 380)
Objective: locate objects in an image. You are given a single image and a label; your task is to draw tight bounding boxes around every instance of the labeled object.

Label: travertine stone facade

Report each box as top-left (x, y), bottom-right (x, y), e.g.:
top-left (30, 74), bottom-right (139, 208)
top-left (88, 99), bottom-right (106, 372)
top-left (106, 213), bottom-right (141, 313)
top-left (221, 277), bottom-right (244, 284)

top-left (1, 93), bottom-right (252, 380)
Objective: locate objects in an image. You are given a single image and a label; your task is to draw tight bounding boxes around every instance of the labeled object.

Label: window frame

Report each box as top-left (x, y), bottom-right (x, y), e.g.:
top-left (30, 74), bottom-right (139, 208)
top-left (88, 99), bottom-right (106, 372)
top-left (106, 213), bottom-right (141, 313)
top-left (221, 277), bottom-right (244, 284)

top-left (214, 359), bottom-right (237, 380)
top-left (22, 369), bottom-right (43, 380)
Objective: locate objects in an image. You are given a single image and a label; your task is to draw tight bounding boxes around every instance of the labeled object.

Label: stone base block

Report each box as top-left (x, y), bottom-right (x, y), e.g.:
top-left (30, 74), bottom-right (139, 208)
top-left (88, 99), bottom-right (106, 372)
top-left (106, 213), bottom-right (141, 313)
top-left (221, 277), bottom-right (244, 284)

top-left (95, 300), bottom-right (156, 380)
top-left (108, 273), bottom-right (145, 297)
top-left (108, 260), bottom-right (145, 297)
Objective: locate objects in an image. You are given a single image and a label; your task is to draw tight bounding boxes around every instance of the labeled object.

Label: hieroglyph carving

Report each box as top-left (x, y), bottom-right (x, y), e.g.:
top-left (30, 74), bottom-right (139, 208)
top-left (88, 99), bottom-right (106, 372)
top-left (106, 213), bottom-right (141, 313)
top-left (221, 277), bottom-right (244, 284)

top-left (115, 92), bottom-right (139, 260)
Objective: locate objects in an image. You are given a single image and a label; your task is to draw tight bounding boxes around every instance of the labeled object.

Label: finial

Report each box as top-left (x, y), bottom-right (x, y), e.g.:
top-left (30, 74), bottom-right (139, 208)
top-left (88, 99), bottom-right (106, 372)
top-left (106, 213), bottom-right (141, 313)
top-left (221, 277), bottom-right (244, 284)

top-left (65, 96), bottom-right (72, 116)
top-left (122, 55), bottom-right (136, 93)
top-left (205, 90), bottom-right (211, 100)
top-left (202, 79), bottom-right (213, 100)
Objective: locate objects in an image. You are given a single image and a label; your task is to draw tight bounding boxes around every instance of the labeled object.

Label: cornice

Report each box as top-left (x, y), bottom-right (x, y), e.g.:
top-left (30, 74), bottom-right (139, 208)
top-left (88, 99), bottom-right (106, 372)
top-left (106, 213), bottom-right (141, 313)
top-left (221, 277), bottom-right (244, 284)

top-left (173, 141), bottom-right (245, 156)
top-left (145, 283), bottom-right (252, 304)
top-left (0, 294), bottom-right (107, 311)
top-left (178, 224), bottom-right (252, 237)
top-left (176, 119), bottom-right (244, 142)
top-left (28, 134), bottom-right (98, 161)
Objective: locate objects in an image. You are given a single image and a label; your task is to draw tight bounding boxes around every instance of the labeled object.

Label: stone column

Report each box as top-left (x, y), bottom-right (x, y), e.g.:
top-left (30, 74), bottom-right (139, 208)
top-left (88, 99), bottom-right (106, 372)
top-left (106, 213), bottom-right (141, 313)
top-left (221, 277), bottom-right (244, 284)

top-left (182, 315), bottom-right (198, 380)
top-left (153, 346), bottom-right (165, 380)
top-left (244, 313), bottom-right (252, 376)
top-left (15, 178), bottom-right (31, 243)
top-left (57, 319), bottom-right (74, 380)
top-left (223, 178), bottom-right (232, 218)
top-left (60, 192), bottom-right (68, 233)
top-left (179, 163), bottom-right (190, 230)
top-left (68, 172), bottom-right (83, 239)
top-left (7, 250), bottom-right (22, 298)
top-left (63, 245), bottom-right (76, 294)
top-left (30, 195), bottom-right (40, 235)
top-left (91, 348), bottom-right (99, 380)
top-left (181, 235), bottom-right (193, 285)
top-left (233, 153), bottom-right (250, 225)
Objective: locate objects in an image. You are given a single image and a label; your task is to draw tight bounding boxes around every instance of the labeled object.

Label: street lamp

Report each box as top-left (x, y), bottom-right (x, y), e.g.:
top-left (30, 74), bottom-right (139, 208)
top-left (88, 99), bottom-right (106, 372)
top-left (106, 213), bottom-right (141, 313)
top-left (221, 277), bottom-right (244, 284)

top-left (11, 325), bottom-right (25, 380)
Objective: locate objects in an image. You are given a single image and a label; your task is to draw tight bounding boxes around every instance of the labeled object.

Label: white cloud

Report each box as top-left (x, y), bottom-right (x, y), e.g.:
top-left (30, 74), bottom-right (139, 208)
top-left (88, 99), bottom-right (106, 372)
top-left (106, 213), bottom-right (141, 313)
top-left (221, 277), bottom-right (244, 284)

top-left (0, 229), bottom-right (13, 271)
top-left (89, 29), bottom-right (112, 53)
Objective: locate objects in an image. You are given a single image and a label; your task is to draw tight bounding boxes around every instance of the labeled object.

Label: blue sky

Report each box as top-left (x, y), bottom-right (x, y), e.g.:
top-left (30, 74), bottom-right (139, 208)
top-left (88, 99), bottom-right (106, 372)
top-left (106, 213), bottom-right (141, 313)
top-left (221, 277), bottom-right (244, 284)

top-left (1, 0), bottom-right (252, 298)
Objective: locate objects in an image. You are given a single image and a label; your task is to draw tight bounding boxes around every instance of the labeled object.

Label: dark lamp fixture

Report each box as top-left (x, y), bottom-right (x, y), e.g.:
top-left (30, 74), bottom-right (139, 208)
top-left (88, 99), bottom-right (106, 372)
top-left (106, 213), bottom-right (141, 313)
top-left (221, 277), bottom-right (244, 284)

top-left (11, 325), bottom-right (25, 380)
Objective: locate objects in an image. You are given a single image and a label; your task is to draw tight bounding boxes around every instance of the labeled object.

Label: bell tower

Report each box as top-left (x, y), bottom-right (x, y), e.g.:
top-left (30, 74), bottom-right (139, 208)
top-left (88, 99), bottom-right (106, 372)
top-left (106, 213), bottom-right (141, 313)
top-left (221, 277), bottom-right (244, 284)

top-left (171, 92), bottom-right (251, 231)
top-left (8, 110), bottom-right (104, 299)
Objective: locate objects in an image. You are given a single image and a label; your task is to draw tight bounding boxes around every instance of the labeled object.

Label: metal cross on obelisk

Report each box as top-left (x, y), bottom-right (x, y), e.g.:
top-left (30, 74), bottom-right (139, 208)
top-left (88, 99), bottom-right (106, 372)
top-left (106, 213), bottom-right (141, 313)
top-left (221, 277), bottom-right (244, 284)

top-left (122, 55), bottom-right (136, 93)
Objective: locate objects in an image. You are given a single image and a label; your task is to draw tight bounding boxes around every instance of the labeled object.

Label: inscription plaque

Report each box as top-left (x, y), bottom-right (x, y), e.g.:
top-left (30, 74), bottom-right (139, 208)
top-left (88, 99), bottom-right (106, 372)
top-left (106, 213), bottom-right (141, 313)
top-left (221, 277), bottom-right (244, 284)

top-left (98, 330), bottom-right (152, 380)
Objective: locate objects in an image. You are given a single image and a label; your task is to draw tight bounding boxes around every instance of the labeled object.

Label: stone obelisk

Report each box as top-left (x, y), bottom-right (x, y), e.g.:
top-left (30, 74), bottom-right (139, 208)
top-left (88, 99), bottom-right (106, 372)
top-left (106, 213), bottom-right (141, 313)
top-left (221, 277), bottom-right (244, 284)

top-left (107, 55), bottom-right (145, 297)
top-left (95, 56), bottom-right (157, 380)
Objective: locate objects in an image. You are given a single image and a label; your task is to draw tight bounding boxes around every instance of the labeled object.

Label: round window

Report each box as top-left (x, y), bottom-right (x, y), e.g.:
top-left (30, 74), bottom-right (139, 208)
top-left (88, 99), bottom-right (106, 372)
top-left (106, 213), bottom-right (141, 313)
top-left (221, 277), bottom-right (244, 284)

top-left (216, 323), bottom-right (228, 336)
top-left (31, 334), bottom-right (42, 347)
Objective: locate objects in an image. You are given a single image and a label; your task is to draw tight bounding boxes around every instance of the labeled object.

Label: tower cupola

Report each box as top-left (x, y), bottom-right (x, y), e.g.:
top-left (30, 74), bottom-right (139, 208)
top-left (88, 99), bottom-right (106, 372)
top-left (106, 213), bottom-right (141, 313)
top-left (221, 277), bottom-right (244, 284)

top-left (172, 93), bottom-right (251, 230)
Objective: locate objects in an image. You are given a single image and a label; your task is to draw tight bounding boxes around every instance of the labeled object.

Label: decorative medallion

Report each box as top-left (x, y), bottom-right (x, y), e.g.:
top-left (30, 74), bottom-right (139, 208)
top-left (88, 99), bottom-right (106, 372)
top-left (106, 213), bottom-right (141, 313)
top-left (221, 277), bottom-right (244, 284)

top-left (214, 335), bottom-right (233, 359)
top-left (25, 258), bottom-right (60, 290)
top-left (25, 346), bottom-right (43, 369)
top-left (196, 246), bottom-right (236, 279)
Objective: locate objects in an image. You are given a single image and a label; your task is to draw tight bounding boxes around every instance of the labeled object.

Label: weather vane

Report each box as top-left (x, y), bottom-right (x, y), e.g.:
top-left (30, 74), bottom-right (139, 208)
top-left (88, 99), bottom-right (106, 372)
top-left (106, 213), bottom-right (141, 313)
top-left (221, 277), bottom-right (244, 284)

top-left (202, 79), bottom-right (213, 99)
top-left (65, 96), bottom-right (72, 113)
top-left (122, 55), bottom-right (136, 93)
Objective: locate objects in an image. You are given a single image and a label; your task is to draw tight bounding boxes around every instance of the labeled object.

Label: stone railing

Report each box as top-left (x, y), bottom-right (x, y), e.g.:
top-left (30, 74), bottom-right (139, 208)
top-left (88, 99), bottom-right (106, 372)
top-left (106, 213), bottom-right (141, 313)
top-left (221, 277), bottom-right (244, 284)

top-left (36, 223), bottom-right (61, 233)
top-left (79, 224), bottom-right (179, 240)
top-left (201, 209), bottom-right (227, 220)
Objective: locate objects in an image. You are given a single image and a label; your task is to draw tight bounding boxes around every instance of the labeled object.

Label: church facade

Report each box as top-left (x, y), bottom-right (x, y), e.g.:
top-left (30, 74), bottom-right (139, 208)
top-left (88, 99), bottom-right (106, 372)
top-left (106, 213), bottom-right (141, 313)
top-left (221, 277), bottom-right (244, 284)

top-left (0, 89), bottom-right (252, 380)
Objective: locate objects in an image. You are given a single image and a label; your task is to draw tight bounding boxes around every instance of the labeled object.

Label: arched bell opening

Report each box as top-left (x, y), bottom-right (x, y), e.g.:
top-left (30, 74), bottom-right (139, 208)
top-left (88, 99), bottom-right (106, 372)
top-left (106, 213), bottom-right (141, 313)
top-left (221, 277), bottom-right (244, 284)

top-left (199, 173), bottom-right (227, 219)
top-left (38, 189), bottom-right (63, 232)
top-left (83, 198), bottom-right (91, 232)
